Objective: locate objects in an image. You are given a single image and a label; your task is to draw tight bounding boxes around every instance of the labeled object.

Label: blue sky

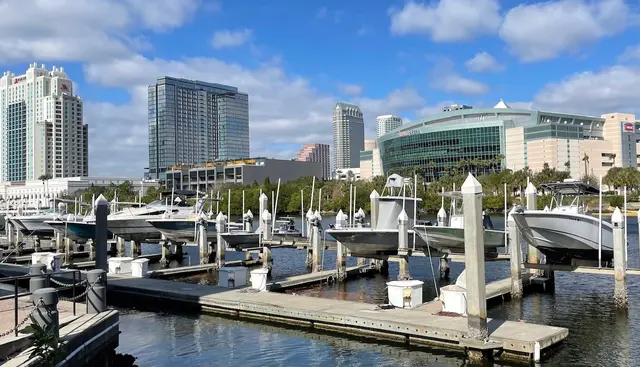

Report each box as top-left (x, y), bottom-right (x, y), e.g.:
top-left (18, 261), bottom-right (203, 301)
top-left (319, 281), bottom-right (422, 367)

top-left (1, 0), bottom-right (639, 177)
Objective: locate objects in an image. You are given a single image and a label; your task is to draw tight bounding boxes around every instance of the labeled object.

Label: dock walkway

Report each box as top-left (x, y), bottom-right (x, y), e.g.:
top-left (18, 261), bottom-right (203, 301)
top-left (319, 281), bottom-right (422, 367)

top-left (106, 274), bottom-right (567, 360)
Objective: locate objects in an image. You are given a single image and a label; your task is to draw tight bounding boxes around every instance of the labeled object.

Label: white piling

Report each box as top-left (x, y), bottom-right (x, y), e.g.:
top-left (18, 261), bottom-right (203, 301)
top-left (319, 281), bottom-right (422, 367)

top-left (598, 175), bottom-right (603, 268)
top-left (612, 208), bottom-right (628, 308)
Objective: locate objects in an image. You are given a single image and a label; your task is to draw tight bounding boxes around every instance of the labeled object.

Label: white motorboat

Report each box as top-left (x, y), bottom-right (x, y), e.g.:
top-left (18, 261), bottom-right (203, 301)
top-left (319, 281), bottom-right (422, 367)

top-left (273, 216), bottom-right (302, 237)
top-left (108, 199), bottom-right (195, 242)
top-left (326, 174), bottom-right (427, 257)
top-left (510, 180), bottom-right (614, 265)
top-left (220, 211), bottom-right (259, 249)
top-left (414, 191), bottom-right (505, 255)
top-left (10, 202), bottom-right (70, 237)
top-left (44, 213), bottom-right (89, 244)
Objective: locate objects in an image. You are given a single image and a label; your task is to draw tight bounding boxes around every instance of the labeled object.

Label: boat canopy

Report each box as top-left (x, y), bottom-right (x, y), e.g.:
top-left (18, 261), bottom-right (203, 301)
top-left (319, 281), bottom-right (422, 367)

top-left (540, 181), bottom-right (600, 195)
top-left (439, 191), bottom-right (485, 198)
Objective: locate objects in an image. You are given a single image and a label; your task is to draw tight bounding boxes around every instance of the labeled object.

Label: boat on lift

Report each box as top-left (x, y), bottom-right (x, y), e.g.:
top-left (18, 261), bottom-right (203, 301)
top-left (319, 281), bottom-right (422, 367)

top-left (220, 210), bottom-right (260, 250)
top-left (510, 179), bottom-right (614, 266)
top-left (10, 200), bottom-right (72, 237)
top-left (272, 216), bottom-right (302, 237)
top-left (325, 174), bottom-right (429, 257)
top-left (414, 191), bottom-right (505, 255)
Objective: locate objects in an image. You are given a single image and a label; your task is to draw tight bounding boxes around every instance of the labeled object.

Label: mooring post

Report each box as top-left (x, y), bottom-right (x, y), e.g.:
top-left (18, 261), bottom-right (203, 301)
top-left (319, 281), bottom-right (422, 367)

top-left (130, 241), bottom-right (141, 259)
top-left (56, 232), bottom-right (65, 253)
top-left (95, 195), bottom-right (109, 272)
top-left (88, 239), bottom-right (95, 261)
top-left (116, 237), bottom-right (126, 257)
top-left (259, 193), bottom-right (267, 233)
top-left (28, 263), bottom-right (48, 294)
top-left (64, 237), bottom-right (73, 266)
top-left (305, 208), bottom-right (313, 241)
top-left (437, 206), bottom-right (447, 227)
top-left (397, 210), bottom-right (411, 280)
top-left (439, 255), bottom-right (450, 280)
top-left (31, 288), bottom-right (59, 338)
top-left (311, 211), bottom-right (323, 273)
top-left (216, 212), bottom-right (226, 268)
top-left (461, 173), bottom-right (499, 362)
top-left (86, 269), bottom-right (107, 314)
top-left (159, 234), bottom-right (169, 268)
top-left (6, 218), bottom-right (15, 251)
top-left (198, 217), bottom-right (209, 265)
top-left (33, 236), bottom-right (41, 252)
top-left (262, 210), bottom-right (273, 274)
top-left (370, 190), bottom-right (379, 230)
top-left (525, 182), bottom-right (542, 276)
top-left (612, 208), bottom-right (628, 309)
top-left (335, 210), bottom-right (347, 281)
top-left (507, 206), bottom-right (523, 298)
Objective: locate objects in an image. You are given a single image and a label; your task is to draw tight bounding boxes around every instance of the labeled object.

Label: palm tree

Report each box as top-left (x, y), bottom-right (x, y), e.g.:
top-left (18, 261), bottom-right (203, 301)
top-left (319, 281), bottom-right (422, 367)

top-left (564, 161), bottom-right (571, 171)
top-left (611, 153), bottom-right (617, 167)
top-left (582, 153), bottom-right (589, 176)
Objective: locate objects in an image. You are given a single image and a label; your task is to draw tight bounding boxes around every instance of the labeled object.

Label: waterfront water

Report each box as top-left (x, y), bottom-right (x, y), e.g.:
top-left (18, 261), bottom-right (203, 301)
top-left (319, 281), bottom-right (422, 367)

top-left (112, 215), bottom-right (640, 366)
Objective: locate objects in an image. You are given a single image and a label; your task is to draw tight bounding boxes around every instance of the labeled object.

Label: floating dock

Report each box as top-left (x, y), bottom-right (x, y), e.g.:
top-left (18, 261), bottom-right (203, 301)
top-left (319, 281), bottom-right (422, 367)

top-left (105, 274), bottom-right (567, 362)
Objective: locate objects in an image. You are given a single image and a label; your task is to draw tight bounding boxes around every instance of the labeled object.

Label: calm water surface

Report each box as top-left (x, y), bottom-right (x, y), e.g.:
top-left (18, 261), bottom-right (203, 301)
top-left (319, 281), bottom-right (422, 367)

top-left (114, 216), bottom-right (640, 366)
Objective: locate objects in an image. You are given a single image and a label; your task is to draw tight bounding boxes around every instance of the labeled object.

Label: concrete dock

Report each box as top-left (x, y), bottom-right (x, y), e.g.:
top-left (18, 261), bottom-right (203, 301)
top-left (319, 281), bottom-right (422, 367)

top-left (105, 274), bottom-right (567, 361)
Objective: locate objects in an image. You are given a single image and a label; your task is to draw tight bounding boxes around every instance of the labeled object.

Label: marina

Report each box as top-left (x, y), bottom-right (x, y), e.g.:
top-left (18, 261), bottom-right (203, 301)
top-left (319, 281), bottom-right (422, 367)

top-left (0, 173), bottom-right (638, 365)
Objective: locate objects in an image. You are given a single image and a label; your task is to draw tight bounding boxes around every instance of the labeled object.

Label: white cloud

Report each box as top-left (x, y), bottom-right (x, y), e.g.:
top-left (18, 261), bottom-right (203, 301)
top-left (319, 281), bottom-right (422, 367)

top-left (534, 65), bottom-right (640, 115)
top-left (429, 59), bottom-right (489, 95)
top-left (338, 83), bottom-right (364, 96)
top-left (499, 0), bottom-right (635, 62)
top-left (465, 52), bottom-right (505, 73)
top-left (0, 0), bottom-right (200, 63)
top-left (211, 29), bottom-right (253, 49)
top-left (389, 0), bottom-right (502, 42)
top-left (316, 7), bottom-right (328, 18)
top-left (123, 0), bottom-right (202, 32)
top-left (620, 44), bottom-right (640, 61)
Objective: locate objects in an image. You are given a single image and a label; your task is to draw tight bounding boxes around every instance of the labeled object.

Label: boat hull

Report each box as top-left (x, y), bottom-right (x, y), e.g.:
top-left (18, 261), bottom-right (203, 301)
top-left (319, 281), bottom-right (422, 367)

top-left (65, 221), bottom-right (114, 240)
top-left (147, 219), bottom-right (217, 243)
top-left (12, 216), bottom-right (57, 237)
top-left (44, 221), bottom-right (88, 243)
top-left (325, 228), bottom-right (428, 256)
top-left (414, 226), bottom-right (505, 254)
top-left (511, 211), bottom-right (615, 265)
top-left (220, 232), bottom-right (260, 249)
top-left (108, 217), bottom-right (163, 242)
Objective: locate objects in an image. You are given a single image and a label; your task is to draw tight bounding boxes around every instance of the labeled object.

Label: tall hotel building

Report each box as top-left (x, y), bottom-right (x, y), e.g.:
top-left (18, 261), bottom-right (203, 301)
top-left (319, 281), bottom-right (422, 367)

top-left (376, 114), bottom-right (403, 138)
top-left (0, 63), bottom-right (88, 181)
top-left (332, 102), bottom-right (364, 171)
top-left (148, 77), bottom-right (249, 179)
top-left (296, 143), bottom-right (330, 179)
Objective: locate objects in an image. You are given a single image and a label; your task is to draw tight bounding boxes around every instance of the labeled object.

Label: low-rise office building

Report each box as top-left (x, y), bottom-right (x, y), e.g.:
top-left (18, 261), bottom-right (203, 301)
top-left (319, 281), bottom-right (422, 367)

top-left (359, 140), bottom-right (383, 180)
top-left (165, 157), bottom-right (323, 191)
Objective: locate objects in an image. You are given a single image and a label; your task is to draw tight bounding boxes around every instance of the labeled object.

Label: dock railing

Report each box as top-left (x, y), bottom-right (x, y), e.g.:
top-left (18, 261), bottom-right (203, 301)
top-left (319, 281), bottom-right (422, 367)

top-left (0, 269), bottom-right (83, 337)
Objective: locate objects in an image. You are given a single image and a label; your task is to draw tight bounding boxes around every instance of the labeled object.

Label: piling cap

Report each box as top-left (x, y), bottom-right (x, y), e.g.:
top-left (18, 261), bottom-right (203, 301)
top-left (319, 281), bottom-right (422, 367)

top-left (611, 207), bottom-right (623, 225)
top-left (216, 211), bottom-right (226, 221)
top-left (246, 209), bottom-right (253, 218)
top-left (95, 194), bottom-right (109, 206)
top-left (398, 209), bottom-right (409, 222)
top-left (370, 189), bottom-right (380, 199)
top-left (525, 182), bottom-right (537, 195)
top-left (461, 173), bottom-right (482, 194)
top-left (259, 193), bottom-right (268, 201)
top-left (437, 207), bottom-right (447, 218)
top-left (306, 208), bottom-right (313, 218)
top-left (336, 209), bottom-right (344, 218)
top-left (262, 209), bottom-right (272, 221)
top-left (314, 210), bottom-right (322, 221)
top-left (543, 205), bottom-right (550, 212)
top-left (357, 208), bottom-right (365, 216)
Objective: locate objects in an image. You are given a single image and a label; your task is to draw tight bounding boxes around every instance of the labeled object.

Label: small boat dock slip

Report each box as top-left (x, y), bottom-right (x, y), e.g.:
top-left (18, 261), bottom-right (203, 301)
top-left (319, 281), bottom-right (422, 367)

top-left (106, 275), bottom-right (567, 361)
top-left (267, 265), bottom-right (370, 291)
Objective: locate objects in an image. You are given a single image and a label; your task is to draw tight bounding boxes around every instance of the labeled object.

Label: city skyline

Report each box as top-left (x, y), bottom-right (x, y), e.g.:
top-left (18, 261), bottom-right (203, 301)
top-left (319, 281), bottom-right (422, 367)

top-left (1, 0), bottom-right (638, 177)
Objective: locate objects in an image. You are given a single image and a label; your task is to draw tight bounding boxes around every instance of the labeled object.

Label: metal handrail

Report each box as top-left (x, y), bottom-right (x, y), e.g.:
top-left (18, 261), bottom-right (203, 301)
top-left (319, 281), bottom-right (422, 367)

top-left (0, 269), bottom-right (82, 337)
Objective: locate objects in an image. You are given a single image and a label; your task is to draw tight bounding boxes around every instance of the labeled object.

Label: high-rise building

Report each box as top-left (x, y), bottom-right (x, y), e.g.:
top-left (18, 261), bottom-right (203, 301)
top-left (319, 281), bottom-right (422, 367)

top-left (0, 63), bottom-right (88, 181)
top-left (296, 143), bottom-right (330, 179)
top-left (148, 77), bottom-right (249, 179)
top-left (332, 102), bottom-right (364, 172)
top-left (359, 140), bottom-right (383, 180)
top-left (376, 114), bottom-right (403, 138)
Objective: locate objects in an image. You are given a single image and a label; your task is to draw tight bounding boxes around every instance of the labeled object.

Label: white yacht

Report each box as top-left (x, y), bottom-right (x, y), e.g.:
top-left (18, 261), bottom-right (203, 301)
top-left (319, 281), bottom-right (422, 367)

top-left (108, 199), bottom-right (195, 242)
top-left (10, 202), bottom-right (70, 237)
top-left (273, 216), bottom-right (302, 237)
top-left (510, 180), bottom-right (614, 265)
top-left (414, 191), bottom-right (505, 254)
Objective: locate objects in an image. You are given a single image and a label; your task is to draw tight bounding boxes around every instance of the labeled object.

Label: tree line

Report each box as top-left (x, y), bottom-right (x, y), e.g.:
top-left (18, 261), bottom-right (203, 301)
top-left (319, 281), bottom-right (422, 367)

top-left (60, 163), bottom-right (638, 216)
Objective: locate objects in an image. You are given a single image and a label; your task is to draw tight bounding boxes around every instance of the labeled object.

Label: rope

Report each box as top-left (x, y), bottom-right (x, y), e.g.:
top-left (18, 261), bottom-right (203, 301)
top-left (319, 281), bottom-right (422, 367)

top-left (419, 227), bottom-right (440, 299)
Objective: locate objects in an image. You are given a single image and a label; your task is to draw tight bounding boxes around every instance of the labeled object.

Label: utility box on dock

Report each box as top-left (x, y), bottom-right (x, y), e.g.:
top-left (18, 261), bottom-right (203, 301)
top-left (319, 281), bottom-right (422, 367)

top-left (131, 258), bottom-right (150, 277)
top-left (386, 280), bottom-right (424, 309)
top-left (31, 252), bottom-right (49, 266)
top-left (439, 284), bottom-right (467, 316)
top-left (108, 257), bottom-right (134, 274)
top-left (46, 253), bottom-right (64, 272)
top-left (219, 267), bottom-right (248, 288)
top-left (250, 268), bottom-right (269, 291)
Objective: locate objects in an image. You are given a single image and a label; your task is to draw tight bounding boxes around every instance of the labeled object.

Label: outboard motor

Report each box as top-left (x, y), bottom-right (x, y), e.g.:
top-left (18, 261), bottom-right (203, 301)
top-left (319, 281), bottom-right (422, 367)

top-left (482, 210), bottom-right (494, 230)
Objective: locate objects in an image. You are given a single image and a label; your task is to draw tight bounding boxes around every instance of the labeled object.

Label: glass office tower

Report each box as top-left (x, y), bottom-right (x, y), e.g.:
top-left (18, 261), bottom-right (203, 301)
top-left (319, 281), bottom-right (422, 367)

top-left (148, 77), bottom-right (249, 179)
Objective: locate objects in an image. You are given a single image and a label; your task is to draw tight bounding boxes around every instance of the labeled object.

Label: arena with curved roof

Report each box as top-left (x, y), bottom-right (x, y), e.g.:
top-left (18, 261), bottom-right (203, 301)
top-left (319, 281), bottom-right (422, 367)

top-left (375, 100), bottom-right (639, 180)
